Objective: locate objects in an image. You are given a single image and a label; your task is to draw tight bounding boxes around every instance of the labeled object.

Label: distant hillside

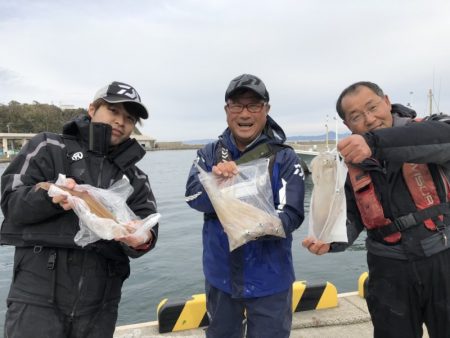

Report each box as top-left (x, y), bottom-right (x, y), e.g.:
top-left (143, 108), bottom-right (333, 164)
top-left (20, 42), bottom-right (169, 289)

top-left (182, 139), bottom-right (215, 145)
top-left (182, 131), bottom-right (350, 145)
top-left (287, 131), bottom-right (350, 142)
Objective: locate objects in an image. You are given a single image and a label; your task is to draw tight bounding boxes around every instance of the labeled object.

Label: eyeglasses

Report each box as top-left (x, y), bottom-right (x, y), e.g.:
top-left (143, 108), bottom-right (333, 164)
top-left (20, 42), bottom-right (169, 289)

top-left (226, 102), bottom-right (266, 114)
top-left (347, 99), bottom-right (384, 125)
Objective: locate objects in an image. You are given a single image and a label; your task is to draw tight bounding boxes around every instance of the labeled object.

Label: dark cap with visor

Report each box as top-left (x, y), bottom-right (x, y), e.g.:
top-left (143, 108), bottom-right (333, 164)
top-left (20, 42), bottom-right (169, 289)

top-left (93, 81), bottom-right (149, 119)
top-left (225, 74), bottom-right (270, 102)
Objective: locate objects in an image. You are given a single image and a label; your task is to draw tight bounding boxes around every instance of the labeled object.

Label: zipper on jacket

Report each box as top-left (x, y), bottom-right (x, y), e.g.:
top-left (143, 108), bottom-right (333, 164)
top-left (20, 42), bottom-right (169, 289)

top-left (69, 251), bottom-right (87, 319)
top-left (380, 160), bottom-right (387, 175)
top-left (97, 157), bottom-right (105, 187)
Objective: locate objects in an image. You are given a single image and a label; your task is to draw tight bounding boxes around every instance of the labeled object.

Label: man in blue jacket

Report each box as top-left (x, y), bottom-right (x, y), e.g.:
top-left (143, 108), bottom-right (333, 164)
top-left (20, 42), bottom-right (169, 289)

top-left (185, 74), bottom-right (305, 338)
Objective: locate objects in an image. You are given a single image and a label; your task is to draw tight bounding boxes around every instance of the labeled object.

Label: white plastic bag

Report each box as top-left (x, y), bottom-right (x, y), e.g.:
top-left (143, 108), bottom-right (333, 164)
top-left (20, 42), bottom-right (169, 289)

top-left (46, 174), bottom-right (160, 247)
top-left (196, 158), bottom-right (285, 251)
top-left (308, 151), bottom-right (348, 243)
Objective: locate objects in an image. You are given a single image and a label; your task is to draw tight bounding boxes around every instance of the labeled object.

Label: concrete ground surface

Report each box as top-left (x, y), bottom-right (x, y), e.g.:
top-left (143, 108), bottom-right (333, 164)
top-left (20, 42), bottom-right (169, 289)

top-left (114, 292), bottom-right (430, 338)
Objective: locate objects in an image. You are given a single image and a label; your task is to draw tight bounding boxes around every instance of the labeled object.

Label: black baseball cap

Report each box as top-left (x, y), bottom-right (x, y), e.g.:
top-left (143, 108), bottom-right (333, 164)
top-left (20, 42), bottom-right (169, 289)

top-left (225, 74), bottom-right (270, 102)
top-left (93, 81), bottom-right (149, 119)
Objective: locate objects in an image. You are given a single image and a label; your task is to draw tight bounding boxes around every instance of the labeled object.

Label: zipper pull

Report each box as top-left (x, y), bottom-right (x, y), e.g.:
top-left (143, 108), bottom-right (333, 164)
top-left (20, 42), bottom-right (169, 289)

top-left (47, 251), bottom-right (57, 270)
top-left (442, 231), bottom-right (448, 247)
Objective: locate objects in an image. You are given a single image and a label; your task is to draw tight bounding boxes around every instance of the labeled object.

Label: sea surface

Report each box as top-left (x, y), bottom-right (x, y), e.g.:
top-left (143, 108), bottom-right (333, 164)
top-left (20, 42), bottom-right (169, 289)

top-left (0, 149), bottom-right (367, 332)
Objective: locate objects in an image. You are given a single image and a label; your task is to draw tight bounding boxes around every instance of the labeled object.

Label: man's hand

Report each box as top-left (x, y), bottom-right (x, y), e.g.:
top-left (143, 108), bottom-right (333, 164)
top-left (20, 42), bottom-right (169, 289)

top-left (115, 220), bottom-right (154, 249)
top-left (302, 236), bottom-right (330, 255)
top-left (116, 230), bottom-right (153, 248)
top-left (212, 161), bottom-right (238, 178)
top-left (51, 178), bottom-right (77, 210)
top-left (337, 135), bottom-right (372, 164)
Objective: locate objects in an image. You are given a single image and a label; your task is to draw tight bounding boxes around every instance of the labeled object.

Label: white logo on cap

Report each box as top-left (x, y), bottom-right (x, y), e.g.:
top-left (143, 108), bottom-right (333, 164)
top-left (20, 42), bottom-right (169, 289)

top-left (71, 152), bottom-right (84, 161)
top-left (117, 84), bottom-right (138, 99)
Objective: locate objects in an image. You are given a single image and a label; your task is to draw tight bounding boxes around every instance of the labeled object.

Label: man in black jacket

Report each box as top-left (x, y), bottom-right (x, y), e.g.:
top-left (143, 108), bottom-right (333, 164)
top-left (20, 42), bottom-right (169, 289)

top-left (1, 81), bottom-right (158, 337)
top-left (303, 81), bottom-right (450, 338)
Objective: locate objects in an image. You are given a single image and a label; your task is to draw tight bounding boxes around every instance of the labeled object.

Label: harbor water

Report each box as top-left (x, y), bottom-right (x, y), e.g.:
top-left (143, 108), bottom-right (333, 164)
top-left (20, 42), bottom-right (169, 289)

top-left (0, 149), bottom-right (367, 332)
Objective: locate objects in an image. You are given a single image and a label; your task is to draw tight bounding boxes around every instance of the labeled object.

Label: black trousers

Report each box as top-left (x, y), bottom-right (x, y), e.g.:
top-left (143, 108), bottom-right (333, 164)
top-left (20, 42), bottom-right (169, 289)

top-left (4, 302), bottom-right (118, 338)
top-left (366, 249), bottom-right (450, 338)
top-left (4, 247), bottom-right (128, 338)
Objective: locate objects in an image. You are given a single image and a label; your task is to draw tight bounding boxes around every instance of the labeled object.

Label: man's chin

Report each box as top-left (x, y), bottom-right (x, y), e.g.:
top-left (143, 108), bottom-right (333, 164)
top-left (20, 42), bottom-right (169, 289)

top-left (236, 133), bottom-right (256, 142)
top-left (110, 137), bottom-right (123, 146)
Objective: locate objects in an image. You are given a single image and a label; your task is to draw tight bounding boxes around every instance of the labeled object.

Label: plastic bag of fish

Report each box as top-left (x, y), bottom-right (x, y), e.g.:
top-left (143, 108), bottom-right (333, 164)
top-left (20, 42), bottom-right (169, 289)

top-left (308, 150), bottom-right (348, 243)
top-left (38, 174), bottom-right (160, 247)
top-left (196, 158), bottom-right (285, 251)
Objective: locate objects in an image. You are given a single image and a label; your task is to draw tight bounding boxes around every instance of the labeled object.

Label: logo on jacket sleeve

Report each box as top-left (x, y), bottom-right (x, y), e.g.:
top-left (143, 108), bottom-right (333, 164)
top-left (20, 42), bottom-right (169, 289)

top-left (294, 163), bottom-right (304, 177)
top-left (71, 152), bottom-right (84, 161)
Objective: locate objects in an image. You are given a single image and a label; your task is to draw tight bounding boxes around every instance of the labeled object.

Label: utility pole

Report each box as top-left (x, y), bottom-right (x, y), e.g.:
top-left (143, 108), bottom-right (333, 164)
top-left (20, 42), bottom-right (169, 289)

top-left (428, 89), bottom-right (433, 116)
top-left (334, 115), bottom-right (338, 148)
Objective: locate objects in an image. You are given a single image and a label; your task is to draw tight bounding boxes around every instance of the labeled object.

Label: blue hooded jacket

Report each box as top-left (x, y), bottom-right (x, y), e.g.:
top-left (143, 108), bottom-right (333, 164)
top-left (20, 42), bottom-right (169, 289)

top-left (185, 116), bottom-right (305, 298)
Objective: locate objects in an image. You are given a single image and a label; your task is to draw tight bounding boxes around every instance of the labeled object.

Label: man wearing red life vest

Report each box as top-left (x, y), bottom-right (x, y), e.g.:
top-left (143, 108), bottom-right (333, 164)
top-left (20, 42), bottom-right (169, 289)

top-left (303, 81), bottom-right (450, 338)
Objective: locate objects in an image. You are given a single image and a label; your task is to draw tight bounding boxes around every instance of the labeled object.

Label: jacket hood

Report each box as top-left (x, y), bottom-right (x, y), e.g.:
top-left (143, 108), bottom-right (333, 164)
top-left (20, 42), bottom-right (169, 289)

top-left (391, 104), bottom-right (416, 127)
top-left (391, 103), bottom-right (417, 119)
top-left (62, 114), bottom-right (90, 137)
top-left (263, 115), bottom-right (287, 144)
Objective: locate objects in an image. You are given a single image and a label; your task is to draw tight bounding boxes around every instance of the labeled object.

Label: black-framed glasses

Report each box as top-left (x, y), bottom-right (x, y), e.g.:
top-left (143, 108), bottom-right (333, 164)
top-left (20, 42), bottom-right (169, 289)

top-left (226, 102), bottom-right (266, 114)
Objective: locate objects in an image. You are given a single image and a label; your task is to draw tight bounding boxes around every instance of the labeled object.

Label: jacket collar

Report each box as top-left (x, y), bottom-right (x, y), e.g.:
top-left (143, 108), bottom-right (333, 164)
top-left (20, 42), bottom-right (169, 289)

top-left (62, 115), bottom-right (145, 170)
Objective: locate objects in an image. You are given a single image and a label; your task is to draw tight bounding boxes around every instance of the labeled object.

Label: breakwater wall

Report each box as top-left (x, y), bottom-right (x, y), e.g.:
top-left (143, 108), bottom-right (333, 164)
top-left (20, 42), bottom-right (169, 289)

top-left (154, 140), bottom-right (331, 152)
top-left (153, 142), bottom-right (202, 151)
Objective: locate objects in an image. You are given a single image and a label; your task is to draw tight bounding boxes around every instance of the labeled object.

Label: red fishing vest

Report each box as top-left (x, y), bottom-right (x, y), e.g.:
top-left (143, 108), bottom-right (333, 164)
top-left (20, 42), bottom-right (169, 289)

top-left (348, 163), bottom-right (450, 243)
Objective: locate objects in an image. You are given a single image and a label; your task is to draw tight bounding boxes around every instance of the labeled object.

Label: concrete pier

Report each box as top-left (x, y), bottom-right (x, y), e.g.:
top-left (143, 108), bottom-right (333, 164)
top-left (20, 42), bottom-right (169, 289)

top-left (113, 292), bottom-right (373, 337)
top-left (114, 292), bottom-right (371, 338)
top-left (114, 291), bottom-right (431, 338)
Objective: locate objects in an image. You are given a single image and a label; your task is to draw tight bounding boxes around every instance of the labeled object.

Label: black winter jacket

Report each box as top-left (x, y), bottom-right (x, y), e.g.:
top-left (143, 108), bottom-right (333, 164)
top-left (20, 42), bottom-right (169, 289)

top-left (0, 115), bottom-right (158, 259)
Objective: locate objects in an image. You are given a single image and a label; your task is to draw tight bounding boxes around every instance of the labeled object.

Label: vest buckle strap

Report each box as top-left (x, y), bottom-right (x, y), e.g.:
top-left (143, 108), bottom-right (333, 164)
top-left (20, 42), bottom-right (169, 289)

top-left (367, 213), bottom-right (419, 240)
top-left (393, 213), bottom-right (417, 232)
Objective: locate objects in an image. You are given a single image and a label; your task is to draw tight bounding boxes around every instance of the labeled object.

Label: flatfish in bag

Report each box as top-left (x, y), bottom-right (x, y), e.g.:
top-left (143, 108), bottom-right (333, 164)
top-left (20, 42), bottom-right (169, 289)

top-left (37, 174), bottom-right (160, 247)
top-left (195, 158), bottom-right (285, 251)
top-left (308, 151), bottom-right (348, 243)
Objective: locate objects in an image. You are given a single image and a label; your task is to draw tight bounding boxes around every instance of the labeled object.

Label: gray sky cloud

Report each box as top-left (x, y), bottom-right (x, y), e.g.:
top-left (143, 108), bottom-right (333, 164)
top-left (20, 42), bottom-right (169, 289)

top-left (1, 0), bottom-right (450, 141)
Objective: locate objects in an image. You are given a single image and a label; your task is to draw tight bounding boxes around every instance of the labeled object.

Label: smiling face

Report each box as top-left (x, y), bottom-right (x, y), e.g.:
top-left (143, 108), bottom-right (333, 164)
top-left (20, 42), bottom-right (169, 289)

top-left (225, 90), bottom-right (270, 151)
top-left (341, 85), bottom-right (393, 134)
top-left (88, 101), bottom-right (137, 145)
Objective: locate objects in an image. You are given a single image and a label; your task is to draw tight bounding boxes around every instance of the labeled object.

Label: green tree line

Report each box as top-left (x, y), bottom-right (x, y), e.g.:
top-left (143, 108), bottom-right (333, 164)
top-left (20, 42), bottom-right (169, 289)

top-left (0, 101), bottom-right (86, 134)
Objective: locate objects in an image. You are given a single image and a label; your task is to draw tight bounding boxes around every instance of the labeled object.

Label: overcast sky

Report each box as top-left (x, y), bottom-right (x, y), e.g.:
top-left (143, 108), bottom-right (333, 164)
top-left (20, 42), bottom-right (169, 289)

top-left (1, 0), bottom-right (450, 141)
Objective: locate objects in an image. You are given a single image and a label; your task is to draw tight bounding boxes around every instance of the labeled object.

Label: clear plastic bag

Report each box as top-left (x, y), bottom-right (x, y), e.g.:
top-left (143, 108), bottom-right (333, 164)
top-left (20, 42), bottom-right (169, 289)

top-left (196, 158), bottom-right (285, 251)
top-left (44, 174), bottom-right (160, 247)
top-left (308, 151), bottom-right (348, 243)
